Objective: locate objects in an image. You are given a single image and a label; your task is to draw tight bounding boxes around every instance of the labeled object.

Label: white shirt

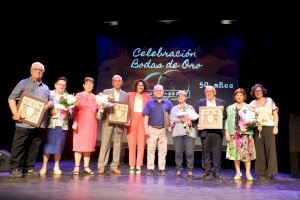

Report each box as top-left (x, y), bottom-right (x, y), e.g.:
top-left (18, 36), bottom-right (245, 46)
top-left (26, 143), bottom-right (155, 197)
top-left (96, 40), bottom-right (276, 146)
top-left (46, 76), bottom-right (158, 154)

top-left (113, 89), bottom-right (120, 101)
top-left (206, 98), bottom-right (216, 106)
top-left (250, 97), bottom-right (278, 126)
top-left (133, 96), bottom-right (143, 113)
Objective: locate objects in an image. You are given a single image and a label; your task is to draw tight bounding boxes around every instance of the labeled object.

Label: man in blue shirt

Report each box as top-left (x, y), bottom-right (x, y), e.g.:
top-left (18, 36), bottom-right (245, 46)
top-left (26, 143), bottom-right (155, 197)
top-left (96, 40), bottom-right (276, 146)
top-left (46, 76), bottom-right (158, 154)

top-left (8, 62), bottom-right (53, 178)
top-left (142, 84), bottom-right (173, 176)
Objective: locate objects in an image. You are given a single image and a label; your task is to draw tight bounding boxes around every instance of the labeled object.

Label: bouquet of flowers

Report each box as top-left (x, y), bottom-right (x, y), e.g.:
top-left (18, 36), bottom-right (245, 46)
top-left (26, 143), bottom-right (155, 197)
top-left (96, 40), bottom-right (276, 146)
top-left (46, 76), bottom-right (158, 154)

top-left (237, 107), bottom-right (257, 134)
top-left (254, 108), bottom-right (269, 137)
top-left (55, 93), bottom-right (77, 110)
top-left (176, 106), bottom-right (198, 134)
top-left (95, 92), bottom-right (114, 119)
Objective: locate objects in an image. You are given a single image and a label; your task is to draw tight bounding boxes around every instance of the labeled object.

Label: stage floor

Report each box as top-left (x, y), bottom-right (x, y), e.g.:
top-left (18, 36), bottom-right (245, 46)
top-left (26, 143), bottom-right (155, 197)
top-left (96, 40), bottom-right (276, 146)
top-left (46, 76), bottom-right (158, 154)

top-left (0, 160), bottom-right (300, 200)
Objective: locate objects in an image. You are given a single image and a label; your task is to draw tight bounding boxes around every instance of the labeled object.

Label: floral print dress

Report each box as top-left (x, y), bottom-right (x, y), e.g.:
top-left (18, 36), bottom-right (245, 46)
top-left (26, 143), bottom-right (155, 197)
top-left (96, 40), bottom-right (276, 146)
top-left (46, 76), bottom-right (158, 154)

top-left (226, 108), bottom-right (256, 161)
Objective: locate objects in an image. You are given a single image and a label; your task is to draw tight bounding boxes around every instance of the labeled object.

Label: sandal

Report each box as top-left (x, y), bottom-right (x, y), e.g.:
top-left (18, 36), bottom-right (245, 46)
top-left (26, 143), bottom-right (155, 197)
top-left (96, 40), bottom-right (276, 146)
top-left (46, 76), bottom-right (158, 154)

top-left (53, 167), bottom-right (62, 175)
top-left (246, 173), bottom-right (253, 181)
top-left (84, 166), bottom-right (94, 175)
top-left (73, 166), bottom-right (80, 175)
top-left (187, 171), bottom-right (194, 178)
top-left (39, 168), bottom-right (47, 175)
top-left (176, 170), bottom-right (182, 177)
top-left (234, 173), bottom-right (242, 180)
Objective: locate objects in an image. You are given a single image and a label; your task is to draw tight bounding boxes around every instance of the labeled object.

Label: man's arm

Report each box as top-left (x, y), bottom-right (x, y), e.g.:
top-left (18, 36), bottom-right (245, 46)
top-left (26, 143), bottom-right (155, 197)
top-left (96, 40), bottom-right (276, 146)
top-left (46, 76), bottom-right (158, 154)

top-left (144, 115), bottom-right (149, 136)
top-left (8, 99), bottom-right (21, 121)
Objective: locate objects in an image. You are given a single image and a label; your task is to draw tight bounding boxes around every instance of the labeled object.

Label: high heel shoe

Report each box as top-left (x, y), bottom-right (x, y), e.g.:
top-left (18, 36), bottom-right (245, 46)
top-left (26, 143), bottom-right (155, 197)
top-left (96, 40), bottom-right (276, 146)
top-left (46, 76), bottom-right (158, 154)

top-left (84, 166), bottom-right (94, 175)
top-left (73, 166), bottom-right (80, 175)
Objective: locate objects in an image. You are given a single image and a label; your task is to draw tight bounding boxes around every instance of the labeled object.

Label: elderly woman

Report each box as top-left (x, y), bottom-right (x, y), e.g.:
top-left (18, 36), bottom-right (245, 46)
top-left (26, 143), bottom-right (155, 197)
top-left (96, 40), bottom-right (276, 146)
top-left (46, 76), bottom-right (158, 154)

top-left (170, 91), bottom-right (198, 178)
top-left (250, 84), bottom-right (279, 180)
top-left (225, 88), bottom-right (256, 181)
top-left (39, 77), bottom-right (75, 175)
top-left (72, 77), bottom-right (99, 175)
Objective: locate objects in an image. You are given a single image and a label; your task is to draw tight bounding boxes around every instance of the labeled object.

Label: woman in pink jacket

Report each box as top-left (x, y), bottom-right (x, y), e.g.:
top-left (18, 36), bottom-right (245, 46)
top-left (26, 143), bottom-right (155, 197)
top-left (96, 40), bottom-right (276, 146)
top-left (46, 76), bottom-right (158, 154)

top-left (127, 79), bottom-right (151, 174)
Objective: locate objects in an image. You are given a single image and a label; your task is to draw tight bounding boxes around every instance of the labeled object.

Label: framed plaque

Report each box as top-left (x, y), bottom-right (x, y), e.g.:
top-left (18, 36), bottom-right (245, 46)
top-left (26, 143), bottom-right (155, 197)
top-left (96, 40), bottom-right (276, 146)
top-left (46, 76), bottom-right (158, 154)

top-left (17, 92), bottom-right (48, 127)
top-left (199, 106), bottom-right (223, 129)
top-left (108, 102), bottom-right (129, 124)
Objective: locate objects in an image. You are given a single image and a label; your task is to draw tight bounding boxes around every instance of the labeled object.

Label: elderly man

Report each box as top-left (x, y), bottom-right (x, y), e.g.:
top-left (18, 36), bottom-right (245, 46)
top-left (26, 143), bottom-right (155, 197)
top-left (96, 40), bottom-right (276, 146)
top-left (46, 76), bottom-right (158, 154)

top-left (194, 85), bottom-right (225, 179)
top-left (97, 75), bottom-right (129, 174)
top-left (8, 62), bottom-right (52, 178)
top-left (142, 84), bottom-right (173, 176)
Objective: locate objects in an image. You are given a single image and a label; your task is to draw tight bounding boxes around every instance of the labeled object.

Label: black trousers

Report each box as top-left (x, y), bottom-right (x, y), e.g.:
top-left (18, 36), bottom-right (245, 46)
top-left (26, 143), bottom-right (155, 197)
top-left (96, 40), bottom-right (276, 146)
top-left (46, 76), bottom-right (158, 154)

top-left (201, 132), bottom-right (223, 174)
top-left (173, 135), bottom-right (195, 171)
top-left (254, 126), bottom-right (278, 175)
top-left (9, 126), bottom-right (44, 172)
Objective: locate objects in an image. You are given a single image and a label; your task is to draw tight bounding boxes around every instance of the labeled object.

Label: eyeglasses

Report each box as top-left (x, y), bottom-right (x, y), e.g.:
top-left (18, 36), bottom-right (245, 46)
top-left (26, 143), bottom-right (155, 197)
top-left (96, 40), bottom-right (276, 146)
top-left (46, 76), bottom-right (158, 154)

top-left (56, 83), bottom-right (66, 87)
top-left (32, 68), bottom-right (44, 72)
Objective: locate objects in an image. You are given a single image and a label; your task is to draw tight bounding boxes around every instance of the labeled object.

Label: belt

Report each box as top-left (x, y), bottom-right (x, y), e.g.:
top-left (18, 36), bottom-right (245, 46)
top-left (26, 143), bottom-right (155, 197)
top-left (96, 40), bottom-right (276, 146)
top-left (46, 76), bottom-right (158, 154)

top-left (149, 125), bottom-right (164, 129)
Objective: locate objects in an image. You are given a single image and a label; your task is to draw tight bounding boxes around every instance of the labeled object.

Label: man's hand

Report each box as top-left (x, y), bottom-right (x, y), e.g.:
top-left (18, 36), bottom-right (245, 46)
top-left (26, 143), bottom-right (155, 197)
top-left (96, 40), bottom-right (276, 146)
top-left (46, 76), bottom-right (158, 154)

top-left (12, 113), bottom-right (21, 122)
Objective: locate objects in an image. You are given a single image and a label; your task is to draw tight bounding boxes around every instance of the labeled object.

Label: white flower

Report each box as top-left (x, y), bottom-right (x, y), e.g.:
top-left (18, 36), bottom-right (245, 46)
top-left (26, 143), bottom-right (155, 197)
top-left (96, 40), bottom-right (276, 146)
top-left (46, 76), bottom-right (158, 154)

top-left (95, 93), bottom-right (114, 119)
top-left (66, 94), bottom-right (77, 108)
top-left (238, 107), bottom-right (256, 124)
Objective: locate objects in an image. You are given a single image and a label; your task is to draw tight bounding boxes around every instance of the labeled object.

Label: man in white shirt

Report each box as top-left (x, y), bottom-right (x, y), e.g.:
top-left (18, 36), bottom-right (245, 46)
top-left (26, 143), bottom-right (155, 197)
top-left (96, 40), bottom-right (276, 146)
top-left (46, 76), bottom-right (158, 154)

top-left (194, 86), bottom-right (225, 179)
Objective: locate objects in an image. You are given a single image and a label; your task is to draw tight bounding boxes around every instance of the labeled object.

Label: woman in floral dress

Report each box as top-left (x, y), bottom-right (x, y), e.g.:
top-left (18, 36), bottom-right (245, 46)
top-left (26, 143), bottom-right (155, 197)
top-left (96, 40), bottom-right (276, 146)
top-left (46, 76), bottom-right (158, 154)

top-left (225, 88), bottom-right (256, 181)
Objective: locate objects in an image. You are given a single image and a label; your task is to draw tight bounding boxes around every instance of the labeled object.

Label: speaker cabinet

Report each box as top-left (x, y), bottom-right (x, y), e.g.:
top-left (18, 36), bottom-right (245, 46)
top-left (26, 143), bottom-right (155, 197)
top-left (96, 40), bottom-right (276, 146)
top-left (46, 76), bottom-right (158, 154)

top-left (0, 149), bottom-right (11, 172)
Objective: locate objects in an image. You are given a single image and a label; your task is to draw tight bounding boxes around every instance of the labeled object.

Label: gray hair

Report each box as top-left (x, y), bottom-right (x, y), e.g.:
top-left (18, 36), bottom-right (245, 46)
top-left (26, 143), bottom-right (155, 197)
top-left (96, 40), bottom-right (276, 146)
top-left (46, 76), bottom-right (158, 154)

top-left (204, 85), bottom-right (216, 94)
top-left (154, 84), bottom-right (164, 91)
top-left (112, 74), bottom-right (122, 82)
top-left (31, 62), bottom-right (45, 71)
top-left (176, 90), bottom-right (187, 97)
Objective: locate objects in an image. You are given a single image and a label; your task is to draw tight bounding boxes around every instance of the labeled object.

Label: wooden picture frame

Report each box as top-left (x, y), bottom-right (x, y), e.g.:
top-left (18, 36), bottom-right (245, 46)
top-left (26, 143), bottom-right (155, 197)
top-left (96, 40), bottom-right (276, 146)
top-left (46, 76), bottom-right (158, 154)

top-left (17, 92), bottom-right (48, 127)
top-left (108, 102), bottom-right (129, 124)
top-left (198, 106), bottom-right (223, 129)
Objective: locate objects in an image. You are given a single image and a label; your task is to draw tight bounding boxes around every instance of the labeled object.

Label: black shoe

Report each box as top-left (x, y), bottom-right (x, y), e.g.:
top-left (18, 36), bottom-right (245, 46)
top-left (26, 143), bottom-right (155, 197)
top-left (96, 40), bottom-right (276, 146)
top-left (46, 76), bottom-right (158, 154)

top-left (200, 171), bottom-right (210, 178)
top-left (266, 174), bottom-right (274, 180)
top-left (26, 169), bottom-right (39, 176)
top-left (147, 169), bottom-right (154, 176)
top-left (213, 172), bottom-right (221, 179)
top-left (158, 170), bottom-right (166, 176)
top-left (259, 175), bottom-right (269, 180)
top-left (10, 169), bottom-right (24, 178)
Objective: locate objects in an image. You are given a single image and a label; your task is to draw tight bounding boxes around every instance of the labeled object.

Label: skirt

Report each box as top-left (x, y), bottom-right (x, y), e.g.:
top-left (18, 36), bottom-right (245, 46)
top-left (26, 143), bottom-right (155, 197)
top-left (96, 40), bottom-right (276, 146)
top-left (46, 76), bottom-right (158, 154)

top-left (43, 127), bottom-right (67, 154)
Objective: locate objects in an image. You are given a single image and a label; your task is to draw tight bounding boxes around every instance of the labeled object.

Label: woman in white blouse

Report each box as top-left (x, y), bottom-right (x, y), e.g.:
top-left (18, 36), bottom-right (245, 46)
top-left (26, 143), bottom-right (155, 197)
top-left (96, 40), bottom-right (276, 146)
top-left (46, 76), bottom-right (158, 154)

top-left (250, 84), bottom-right (279, 180)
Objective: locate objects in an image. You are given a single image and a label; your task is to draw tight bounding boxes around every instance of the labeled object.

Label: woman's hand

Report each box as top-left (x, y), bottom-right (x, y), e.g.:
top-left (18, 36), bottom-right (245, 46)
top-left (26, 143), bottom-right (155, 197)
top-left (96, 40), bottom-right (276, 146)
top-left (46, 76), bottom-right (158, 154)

top-left (72, 122), bottom-right (78, 131)
top-left (197, 123), bottom-right (204, 130)
top-left (225, 131), bottom-right (231, 142)
top-left (273, 126), bottom-right (278, 135)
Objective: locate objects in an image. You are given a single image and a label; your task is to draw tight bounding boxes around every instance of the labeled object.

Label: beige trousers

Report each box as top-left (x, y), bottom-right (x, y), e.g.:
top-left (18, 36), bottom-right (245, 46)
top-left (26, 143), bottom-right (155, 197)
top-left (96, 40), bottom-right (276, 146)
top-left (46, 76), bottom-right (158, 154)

top-left (146, 126), bottom-right (168, 170)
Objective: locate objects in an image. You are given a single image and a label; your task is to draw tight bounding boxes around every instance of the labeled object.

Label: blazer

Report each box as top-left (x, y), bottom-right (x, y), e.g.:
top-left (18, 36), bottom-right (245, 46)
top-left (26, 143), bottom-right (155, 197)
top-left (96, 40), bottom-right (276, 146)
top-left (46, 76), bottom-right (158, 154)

top-left (102, 88), bottom-right (129, 133)
top-left (128, 92), bottom-right (151, 119)
top-left (194, 98), bottom-right (225, 137)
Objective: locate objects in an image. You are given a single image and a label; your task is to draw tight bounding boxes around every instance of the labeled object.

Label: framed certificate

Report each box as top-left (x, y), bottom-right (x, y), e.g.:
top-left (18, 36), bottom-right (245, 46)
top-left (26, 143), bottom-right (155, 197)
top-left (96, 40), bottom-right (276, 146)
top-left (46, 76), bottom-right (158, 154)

top-left (108, 102), bottom-right (129, 124)
top-left (199, 106), bottom-right (223, 129)
top-left (17, 92), bottom-right (48, 127)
